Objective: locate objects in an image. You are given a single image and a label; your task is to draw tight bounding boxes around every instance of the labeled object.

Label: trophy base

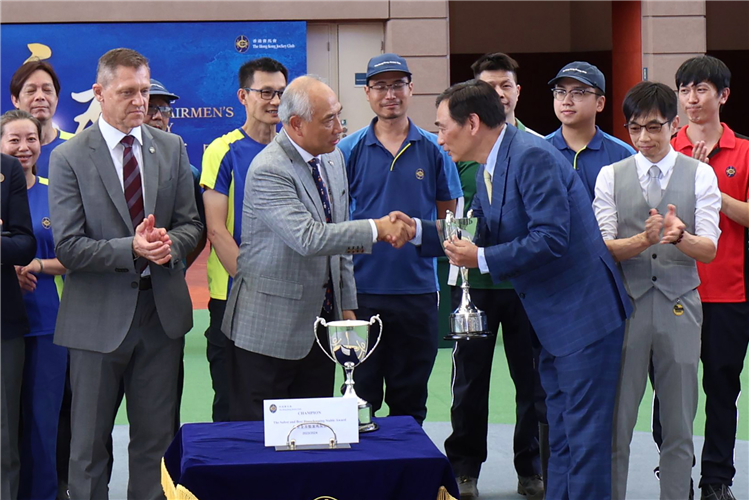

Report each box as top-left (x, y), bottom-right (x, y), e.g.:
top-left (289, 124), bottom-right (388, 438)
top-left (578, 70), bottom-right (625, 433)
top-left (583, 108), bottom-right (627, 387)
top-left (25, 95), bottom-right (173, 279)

top-left (358, 401), bottom-right (379, 433)
top-left (359, 421), bottom-right (379, 433)
top-left (443, 331), bottom-right (492, 341)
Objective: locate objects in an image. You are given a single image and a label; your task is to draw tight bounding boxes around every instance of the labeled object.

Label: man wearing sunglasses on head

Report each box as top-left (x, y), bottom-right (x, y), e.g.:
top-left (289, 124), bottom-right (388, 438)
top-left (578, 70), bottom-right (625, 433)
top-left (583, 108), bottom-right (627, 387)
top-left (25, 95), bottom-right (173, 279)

top-left (199, 58), bottom-right (287, 423)
top-left (546, 61), bottom-right (635, 202)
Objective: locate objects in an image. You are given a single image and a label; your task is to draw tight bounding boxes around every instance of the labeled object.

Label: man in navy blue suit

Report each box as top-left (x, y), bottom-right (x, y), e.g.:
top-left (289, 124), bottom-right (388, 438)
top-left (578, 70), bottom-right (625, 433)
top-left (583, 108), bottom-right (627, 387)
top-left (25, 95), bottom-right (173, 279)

top-left (402, 80), bottom-right (632, 499)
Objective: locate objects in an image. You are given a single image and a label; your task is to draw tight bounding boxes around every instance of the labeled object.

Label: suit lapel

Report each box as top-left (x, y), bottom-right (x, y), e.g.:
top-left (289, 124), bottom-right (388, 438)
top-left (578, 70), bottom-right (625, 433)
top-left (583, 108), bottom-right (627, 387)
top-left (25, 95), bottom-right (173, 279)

top-left (490, 125), bottom-right (514, 235)
top-left (141, 127), bottom-right (160, 216)
top-left (87, 124), bottom-right (131, 230)
top-left (277, 133), bottom-right (325, 221)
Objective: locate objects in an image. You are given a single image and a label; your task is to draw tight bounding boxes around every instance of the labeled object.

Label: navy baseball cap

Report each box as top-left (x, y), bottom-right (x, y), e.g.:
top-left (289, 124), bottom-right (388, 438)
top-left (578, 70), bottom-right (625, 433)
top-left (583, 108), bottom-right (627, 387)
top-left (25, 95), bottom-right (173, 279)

top-left (548, 61), bottom-right (606, 94)
top-left (149, 79), bottom-right (180, 101)
top-left (366, 53), bottom-right (412, 80)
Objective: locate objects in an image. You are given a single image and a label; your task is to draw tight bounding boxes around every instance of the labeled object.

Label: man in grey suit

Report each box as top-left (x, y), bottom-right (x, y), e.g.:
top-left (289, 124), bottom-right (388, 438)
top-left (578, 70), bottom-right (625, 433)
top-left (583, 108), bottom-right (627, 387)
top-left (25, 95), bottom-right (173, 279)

top-left (222, 75), bottom-right (412, 421)
top-left (49, 48), bottom-right (202, 500)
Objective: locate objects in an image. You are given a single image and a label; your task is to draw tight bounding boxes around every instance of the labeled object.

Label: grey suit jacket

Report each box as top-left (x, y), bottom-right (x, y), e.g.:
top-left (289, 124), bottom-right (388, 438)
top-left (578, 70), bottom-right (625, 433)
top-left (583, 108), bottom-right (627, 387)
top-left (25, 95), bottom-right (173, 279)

top-left (222, 131), bottom-right (373, 360)
top-left (49, 122), bottom-right (202, 353)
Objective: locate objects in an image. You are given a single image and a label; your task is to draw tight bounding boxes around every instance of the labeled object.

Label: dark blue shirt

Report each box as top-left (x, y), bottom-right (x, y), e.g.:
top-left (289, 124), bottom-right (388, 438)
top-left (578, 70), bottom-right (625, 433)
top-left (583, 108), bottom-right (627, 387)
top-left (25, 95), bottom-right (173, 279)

top-left (24, 177), bottom-right (62, 336)
top-left (546, 126), bottom-right (635, 202)
top-left (36, 129), bottom-right (73, 178)
top-left (339, 118), bottom-right (462, 294)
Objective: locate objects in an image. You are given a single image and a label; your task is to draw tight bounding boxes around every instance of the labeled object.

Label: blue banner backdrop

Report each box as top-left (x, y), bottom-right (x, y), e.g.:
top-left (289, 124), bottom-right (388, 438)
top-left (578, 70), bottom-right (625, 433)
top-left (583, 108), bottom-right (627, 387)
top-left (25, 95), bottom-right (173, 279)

top-left (1, 21), bottom-right (306, 167)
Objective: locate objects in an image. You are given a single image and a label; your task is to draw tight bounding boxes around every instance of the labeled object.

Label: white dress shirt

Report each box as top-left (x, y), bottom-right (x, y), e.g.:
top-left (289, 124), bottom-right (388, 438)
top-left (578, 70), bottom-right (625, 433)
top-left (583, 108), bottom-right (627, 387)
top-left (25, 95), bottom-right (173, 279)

top-left (593, 146), bottom-right (721, 247)
top-left (284, 130), bottom-right (378, 242)
top-left (477, 126), bottom-right (507, 274)
top-left (98, 117), bottom-right (150, 275)
top-left (98, 117), bottom-right (146, 202)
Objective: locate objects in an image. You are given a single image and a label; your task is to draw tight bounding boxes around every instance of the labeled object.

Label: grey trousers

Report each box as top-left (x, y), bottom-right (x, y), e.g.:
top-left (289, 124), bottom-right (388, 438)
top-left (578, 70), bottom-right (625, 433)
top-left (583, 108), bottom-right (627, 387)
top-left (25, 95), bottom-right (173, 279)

top-left (68, 289), bottom-right (183, 500)
top-left (612, 288), bottom-right (701, 500)
top-left (1, 335), bottom-right (24, 500)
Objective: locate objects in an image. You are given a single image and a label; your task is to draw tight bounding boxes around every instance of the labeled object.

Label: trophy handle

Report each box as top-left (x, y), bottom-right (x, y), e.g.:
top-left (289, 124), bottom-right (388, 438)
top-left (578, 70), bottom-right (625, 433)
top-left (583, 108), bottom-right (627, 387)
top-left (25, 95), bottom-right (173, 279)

top-left (313, 316), bottom-right (337, 364)
top-left (360, 314), bottom-right (383, 364)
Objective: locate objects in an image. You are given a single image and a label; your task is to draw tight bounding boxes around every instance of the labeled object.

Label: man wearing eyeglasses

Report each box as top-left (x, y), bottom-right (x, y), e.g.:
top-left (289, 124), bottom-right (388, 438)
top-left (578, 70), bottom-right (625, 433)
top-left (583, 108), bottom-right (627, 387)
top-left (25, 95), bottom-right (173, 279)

top-left (592, 81), bottom-right (721, 500)
top-left (338, 53), bottom-right (462, 427)
top-left (199, 58), bottom-right (287, 422)
top-left (546, 61), bottom-right (635, 202)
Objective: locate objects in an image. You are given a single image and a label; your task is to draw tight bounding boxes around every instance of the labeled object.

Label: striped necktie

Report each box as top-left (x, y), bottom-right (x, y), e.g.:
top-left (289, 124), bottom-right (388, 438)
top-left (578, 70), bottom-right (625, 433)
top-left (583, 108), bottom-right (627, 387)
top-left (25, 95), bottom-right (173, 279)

top-left (309, 158), bottom-right (334, 314)
top-left (120, 135), bottom-right (144, 229)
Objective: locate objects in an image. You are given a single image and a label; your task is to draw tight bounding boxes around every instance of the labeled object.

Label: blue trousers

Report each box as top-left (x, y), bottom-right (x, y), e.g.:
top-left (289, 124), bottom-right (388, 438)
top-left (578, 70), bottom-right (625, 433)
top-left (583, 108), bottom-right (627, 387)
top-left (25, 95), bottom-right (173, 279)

top-left (539, 324), bottom-right (624, 500)
top-left (19, 334), bottom-right (67, 500)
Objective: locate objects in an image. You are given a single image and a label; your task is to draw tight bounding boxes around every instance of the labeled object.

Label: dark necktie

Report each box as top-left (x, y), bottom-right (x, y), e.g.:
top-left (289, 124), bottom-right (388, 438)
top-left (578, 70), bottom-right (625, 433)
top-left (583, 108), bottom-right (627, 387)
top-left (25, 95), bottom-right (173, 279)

top-left (120, 135), bottom-right (145, 230)
top-left (309, 158), bottom-right (333, 314)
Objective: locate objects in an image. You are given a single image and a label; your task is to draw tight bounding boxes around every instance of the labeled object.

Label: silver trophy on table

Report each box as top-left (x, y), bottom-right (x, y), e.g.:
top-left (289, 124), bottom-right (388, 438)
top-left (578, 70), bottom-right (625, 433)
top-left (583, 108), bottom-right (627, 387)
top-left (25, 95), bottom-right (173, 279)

top-left (314, 315), bottom-right (382, 432)
top-left (437, 210), bottom-right (491, 341)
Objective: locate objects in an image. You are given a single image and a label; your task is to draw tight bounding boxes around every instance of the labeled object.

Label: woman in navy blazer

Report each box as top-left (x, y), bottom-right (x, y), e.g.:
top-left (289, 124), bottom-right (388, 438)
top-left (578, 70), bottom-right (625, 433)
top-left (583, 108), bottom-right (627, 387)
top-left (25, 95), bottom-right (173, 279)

top-left (1, 152), bottom-right (36, 499)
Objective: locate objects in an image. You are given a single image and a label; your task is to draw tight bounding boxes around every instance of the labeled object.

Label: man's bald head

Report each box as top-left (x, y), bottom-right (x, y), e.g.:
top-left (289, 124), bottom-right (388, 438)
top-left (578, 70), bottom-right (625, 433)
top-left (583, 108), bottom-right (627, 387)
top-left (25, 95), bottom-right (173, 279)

top-left (279, 75), bottom-right (343, 156)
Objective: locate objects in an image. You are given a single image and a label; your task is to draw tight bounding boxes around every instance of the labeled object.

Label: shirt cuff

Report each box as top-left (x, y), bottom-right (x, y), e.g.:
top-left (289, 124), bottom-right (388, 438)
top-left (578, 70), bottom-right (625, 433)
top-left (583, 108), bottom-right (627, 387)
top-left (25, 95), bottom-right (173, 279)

top-left (368, 219), bottom-right (378, 243)
top-left (477, 247), bottom-right (490, 274)
top-left (409, 218), bottom-right (423, 246)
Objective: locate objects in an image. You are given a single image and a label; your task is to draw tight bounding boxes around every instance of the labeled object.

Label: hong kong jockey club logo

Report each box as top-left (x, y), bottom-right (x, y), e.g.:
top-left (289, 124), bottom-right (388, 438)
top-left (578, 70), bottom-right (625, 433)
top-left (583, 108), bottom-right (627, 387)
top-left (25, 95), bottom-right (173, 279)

top-left (726, 165), bottom-right (736, 177)
top-left (235, 35), bottom-right (249, 53)
top-left (269, 404), bottom-right (277, 413)
top-left (415, 168), bottom-right (425, 180)
top-left (42, 217), bottom-right (52, 229)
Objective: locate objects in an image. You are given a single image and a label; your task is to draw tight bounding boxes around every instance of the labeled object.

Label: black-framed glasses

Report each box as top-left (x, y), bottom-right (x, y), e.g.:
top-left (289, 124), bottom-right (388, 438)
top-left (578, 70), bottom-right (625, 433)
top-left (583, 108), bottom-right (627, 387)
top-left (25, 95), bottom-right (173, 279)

top-left (624, 120), bottom-right (671, 135)
top-left (243, 88), bottom-right (284, 100)
top-left (551, 88), bottom-right (603, 102)
top-left (147, 105), bottom-right (173, 118)
top-left (367, 81), bottom-right (410, 93)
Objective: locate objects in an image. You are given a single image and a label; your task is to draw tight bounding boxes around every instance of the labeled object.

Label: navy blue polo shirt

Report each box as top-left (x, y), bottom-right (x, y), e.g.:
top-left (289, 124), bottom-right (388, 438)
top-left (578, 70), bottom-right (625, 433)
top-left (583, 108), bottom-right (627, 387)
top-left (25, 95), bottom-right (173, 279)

top-left (546, 126), bottom-right (635, 202)
top-left (339, 118), bottom-right (462, 295)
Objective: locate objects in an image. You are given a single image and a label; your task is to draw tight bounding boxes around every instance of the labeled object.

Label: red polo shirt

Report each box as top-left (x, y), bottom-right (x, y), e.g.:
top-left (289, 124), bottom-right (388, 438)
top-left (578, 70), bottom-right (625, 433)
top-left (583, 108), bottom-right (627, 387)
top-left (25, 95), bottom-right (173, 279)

top-left (673, 123), bottom-right (749, 302)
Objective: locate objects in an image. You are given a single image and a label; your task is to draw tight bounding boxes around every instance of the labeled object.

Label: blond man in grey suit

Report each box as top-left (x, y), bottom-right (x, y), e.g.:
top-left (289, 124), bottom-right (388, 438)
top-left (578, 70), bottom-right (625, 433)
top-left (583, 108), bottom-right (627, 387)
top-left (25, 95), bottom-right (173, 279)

top-left (222, 76), bottom-right (412, 421)
top-left (49, 49), bottom-right (202, 500)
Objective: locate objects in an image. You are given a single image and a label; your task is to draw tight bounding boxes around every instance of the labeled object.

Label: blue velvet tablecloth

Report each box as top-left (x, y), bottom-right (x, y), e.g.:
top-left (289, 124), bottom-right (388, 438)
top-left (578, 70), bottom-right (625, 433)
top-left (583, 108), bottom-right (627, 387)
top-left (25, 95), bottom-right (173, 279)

top-left (162, 416), bottom-right (458, 500)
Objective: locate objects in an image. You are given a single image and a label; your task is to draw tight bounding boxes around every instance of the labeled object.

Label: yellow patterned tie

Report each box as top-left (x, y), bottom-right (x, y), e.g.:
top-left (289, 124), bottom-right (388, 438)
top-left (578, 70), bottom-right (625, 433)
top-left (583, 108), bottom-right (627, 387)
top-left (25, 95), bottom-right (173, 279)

top-left (483, 169), bottom-right (493, 203)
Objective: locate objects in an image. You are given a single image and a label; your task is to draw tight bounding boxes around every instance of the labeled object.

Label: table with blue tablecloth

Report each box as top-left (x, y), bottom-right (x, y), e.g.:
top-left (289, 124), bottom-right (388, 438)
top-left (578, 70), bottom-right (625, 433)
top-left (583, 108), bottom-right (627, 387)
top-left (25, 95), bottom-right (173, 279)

top-left (162, 416), bottom-right (459, 500)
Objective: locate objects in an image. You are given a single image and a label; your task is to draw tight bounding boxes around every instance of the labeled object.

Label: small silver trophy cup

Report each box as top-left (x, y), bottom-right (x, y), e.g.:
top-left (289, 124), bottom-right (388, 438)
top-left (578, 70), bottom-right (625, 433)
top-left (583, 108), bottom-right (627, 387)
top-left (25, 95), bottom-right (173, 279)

top-left (437, 210), bottom-right (491, 341)
top-left (314, 315), bottom-right (382, 432)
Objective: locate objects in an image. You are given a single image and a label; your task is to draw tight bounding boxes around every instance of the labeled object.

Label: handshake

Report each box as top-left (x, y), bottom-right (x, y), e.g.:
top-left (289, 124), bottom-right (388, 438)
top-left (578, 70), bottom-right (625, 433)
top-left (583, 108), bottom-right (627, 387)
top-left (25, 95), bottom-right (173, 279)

top-left (374, 211), bottom-right (416, 249)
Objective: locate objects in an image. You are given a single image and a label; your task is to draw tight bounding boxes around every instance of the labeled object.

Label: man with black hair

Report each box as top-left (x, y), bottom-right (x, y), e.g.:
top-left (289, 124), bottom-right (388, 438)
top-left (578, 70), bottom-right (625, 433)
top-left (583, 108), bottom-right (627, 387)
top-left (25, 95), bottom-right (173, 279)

top-left (338, 53), bottom-right (461, 428)
top-left (410, 79), bottom-right (631, 500)
top-left (443, 52), bottom-right (545, 500)
top-left (546, 61), bottom-right (635, 201)
top-left (672, 55), bottom-right (749, 500)
top-left (200, 57), bottom-right (288, 422)
top-left (593, 81), bottom-right (721, 500)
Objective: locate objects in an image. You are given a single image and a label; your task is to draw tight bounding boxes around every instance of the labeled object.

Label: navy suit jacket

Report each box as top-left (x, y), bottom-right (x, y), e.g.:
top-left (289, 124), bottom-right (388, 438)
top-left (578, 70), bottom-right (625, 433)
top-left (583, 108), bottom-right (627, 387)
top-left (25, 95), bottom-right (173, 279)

top-left (423, 126), bottom-right (631, 356)
top-left (1, 154), bottom-right (36, 339)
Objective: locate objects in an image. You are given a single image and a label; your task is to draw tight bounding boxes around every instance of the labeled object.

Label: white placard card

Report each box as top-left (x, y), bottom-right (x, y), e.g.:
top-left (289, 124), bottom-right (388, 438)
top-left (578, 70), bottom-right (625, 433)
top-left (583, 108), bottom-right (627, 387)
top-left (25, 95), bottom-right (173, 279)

top-left (263, 397), bottom-right (359, 447)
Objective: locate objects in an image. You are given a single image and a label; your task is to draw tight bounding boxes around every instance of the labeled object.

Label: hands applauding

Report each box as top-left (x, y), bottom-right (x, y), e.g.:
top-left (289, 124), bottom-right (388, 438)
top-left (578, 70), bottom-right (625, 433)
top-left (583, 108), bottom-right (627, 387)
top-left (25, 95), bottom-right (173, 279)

top-left (375, 211), bottom-right (416, 249)
top-left (643, 205), bottom-right (685, 245)
top-left (133, 214), bottom-right (173, 265)
top-left (660, 204), bottom-right (686, 244)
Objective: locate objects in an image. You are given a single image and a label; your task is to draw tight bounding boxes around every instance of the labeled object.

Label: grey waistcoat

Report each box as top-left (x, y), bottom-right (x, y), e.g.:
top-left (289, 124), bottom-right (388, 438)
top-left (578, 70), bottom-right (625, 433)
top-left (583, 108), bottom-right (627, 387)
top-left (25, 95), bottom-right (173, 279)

top-left (613, 154), bottom-right (700, 301)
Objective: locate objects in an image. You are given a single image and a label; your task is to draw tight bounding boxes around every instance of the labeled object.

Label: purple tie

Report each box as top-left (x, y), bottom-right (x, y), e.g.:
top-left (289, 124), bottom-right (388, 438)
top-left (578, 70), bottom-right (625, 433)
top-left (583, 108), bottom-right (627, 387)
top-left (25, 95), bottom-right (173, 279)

top-left (121, 135), bottom-right (144, 230)
top-left (309, 158), bottom-right (334, 314)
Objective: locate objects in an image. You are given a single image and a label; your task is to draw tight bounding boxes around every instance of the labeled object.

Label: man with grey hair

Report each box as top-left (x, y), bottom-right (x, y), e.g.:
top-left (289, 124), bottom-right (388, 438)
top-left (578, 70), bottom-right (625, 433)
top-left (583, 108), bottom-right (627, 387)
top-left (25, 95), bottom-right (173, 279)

top-left (221, 75), bottom-right (413, 420)
top-left (49, 48), bottom-right (202, 499)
